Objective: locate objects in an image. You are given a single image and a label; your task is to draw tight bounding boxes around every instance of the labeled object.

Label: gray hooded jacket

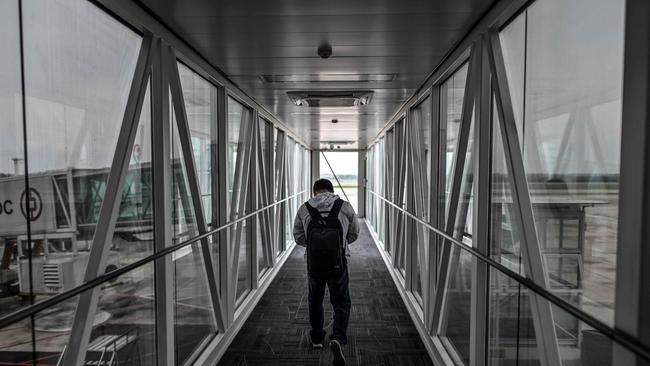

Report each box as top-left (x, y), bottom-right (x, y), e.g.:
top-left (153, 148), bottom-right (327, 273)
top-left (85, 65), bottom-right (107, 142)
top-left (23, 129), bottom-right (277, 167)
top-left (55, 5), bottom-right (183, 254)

top-left (292, 192), bottom-right (360, 257)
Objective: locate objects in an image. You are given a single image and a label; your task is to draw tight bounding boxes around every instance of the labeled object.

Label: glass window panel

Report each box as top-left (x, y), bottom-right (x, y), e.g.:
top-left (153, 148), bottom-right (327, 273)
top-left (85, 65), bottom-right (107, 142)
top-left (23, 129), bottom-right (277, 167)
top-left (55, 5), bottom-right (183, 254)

top-left (178, 63), bottom-right (215, 226)
top-left (491, 108), bottom-right (525, 275)
top-left (412, 221), bottom-right (428, 305)
top-left (440, 63), bottom-right (469, 221)
top-left (11, 0), bottom-right (144, 328)
top-left (319, 151), bottom-right (359, 213)
top-left (14, 80), bottom-right (152, 364)
top-left (235, 218), bottom-right (251, 302)
top-left (303, 148), bottom-right (309, 202)
top-left (273, 128), bottom-right (281, 200)
top-left (177, 64), bottom-right (222, 278)
top-left (499, 0), bottom-right (625, 325)
top-left (293, 141), bottom-right (300, 196)
top-left (227, 97), bottom-right (252, 303)
top-left (488, 267), bottom-right (615, 366)
top-left (442, 249), bottom-right (474, 364)
top-left (440, 100), bottom-right (475, 361)
top-left (368, 146), bottom-right (376, 232)
top-left (0, 0), bottom-right (25, 320)
top-left (499, 14), bottom-right (526, 142)
top-left (256, 213), bottom-right (266, 275)
top-left (273, 129), bottom-right (284, 256)
top-left (411, 97), bottom-right (432, 219)
top-left (257, 119), bottom-right (271, 274)
top-left (82, 262), bottom-right (156, 365)
top-left (0, 317), bottom-right (35, 362)
top-left (0, 265), bottom-right (155, 363)
top-left (385, 129), bottom-right (394, 256)
top-left (170, 105), bottom-right (217, 363)
top-left (284, 138), bottom-right (295, 249)
top-left (78, 263), bottom-right (156, 365)
top-left (14, 266), bottom-right (156, 364)
top-left (227, 97), bottom-right (252, 217)
top-left (0, 0), bottom-right (23, 180)
top-left (378, 145), bottom-right (383, 239)
top-left (488, 268), bottom-right (543, 366)
top-left (0, 296), bottom-right (79, 363)
top-left (393, 120), bottom-right (407, 273)
top-left (112, 82), bottom-right (153, 263)
top-left (410, 97), bottom-right (431, 301)
top-left (258, 120), bottom-right (270, 204)
top-left (456, 111), bottom-right (475, 240)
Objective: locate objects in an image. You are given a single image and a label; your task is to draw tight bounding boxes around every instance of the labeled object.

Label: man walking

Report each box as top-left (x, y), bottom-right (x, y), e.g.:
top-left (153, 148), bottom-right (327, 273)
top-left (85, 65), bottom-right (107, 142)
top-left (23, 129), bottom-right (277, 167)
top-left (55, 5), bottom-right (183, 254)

top-left (293, 178), bottom-right (359, 366)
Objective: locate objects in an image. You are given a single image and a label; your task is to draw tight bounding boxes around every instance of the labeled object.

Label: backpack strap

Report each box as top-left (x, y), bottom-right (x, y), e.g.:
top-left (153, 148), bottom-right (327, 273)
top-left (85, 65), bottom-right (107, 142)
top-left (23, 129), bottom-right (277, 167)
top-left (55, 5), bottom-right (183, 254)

top-left (328, 198), bottom-right (345, 219)
top-left (304, 202), bottom-right (322, 221)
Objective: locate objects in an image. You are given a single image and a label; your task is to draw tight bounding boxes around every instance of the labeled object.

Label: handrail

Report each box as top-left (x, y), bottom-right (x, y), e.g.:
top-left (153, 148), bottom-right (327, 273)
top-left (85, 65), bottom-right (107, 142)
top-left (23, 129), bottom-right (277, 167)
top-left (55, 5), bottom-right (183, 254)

top-left (56, 345), bottom-right (66, 366)
top-left (0, 191), bottom-right (306, 329)
top-left (368, 189), bottom-right (650, 362)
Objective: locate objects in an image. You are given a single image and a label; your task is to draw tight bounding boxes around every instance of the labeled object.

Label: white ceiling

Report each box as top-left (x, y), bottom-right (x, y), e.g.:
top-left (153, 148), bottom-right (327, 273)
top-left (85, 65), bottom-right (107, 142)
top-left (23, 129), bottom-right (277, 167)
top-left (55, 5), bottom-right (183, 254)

top-left (136, 0), bottom-right (496, 149)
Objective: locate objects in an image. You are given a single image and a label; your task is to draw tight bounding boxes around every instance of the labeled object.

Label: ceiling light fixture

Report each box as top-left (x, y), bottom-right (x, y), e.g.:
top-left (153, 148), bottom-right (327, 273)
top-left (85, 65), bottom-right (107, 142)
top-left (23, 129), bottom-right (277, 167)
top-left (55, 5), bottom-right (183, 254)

top-left (287, 91), bottom-right (373, 107)
top-left (290, 111), bottom-right (376, 116)
top-left (259, 73), bottom-right (397, 83)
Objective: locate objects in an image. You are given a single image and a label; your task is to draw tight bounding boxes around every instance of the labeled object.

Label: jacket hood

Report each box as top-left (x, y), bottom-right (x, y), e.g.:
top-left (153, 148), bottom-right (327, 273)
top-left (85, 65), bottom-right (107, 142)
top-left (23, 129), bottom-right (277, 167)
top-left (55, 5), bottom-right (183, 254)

top-left (307, 192), bottom-right (341, 210)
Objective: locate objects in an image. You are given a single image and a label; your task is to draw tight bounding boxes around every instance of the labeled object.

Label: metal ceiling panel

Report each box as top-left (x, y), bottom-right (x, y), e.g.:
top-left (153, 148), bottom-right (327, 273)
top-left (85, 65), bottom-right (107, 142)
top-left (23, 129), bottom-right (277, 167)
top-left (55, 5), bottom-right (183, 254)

top-left (135, 0), bottom-right (496, 149)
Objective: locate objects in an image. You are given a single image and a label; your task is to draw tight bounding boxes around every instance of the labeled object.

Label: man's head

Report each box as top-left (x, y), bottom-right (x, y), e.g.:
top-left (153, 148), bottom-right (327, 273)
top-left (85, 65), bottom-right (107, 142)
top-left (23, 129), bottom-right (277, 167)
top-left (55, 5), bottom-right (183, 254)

top-left (313, 178), bottom-right (334, 195)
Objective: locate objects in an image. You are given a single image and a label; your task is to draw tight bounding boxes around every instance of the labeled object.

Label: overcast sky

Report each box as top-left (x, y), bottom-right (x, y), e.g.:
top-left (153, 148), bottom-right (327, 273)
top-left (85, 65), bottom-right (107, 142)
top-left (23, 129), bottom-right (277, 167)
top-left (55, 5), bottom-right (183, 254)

top-left (319, 151), bottom-right (358, 177)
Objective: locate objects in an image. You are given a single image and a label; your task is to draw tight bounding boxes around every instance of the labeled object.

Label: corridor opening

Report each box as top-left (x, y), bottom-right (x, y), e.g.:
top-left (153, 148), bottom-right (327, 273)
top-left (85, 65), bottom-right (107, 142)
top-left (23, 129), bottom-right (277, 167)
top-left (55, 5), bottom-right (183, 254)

top-left (319, 152), bottom-right (360, 213)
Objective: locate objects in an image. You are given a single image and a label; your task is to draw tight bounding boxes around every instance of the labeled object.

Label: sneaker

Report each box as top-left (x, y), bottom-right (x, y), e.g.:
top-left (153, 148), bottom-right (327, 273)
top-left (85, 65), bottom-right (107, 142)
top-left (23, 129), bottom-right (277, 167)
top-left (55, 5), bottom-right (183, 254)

top-left (311, 340), bottom-right (324, 349)
top-left (330, 339), bottom-right (346, 366)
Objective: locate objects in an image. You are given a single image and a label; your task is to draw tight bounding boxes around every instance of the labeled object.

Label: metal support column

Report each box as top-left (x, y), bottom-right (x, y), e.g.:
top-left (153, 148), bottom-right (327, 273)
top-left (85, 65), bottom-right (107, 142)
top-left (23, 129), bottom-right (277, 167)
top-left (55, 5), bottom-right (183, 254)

top-left (250, 111), bottom-right (260, 289)
top-left (614, 0), bottom-right (650, 364)
top-left (216, 86), bottom-right (231, 325)
top-left (469, 36), bottom-right (491, 366)
top-left (358, 150), bottom-right (367, 218)
top-left (426, 88), bottom-right (441, 332)
top-left (152, 37), bottom-right (175, 365)
top-left (311, 150), bottom-right (320, 186)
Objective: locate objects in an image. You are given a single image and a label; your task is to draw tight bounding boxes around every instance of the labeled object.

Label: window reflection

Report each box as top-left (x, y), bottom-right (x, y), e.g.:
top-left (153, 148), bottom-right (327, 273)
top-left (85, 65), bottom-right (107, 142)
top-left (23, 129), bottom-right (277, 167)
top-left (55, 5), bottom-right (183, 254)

top-left (495, 0), bottom-right (624, 326)
top-left (1, 0), bottom-right (150, 361)
top-left (442, 249), bottom-right (474, 364)
top-left (440, 63), bottom-right (469, 219)
top-left (178, 63), bottom-right (215, 225)
top-left (0, 0), bottom-right (25, 319)
top-left (227, 97), bottom-right (253, 303)
top-left (170, 100), bottom-right (218, 362)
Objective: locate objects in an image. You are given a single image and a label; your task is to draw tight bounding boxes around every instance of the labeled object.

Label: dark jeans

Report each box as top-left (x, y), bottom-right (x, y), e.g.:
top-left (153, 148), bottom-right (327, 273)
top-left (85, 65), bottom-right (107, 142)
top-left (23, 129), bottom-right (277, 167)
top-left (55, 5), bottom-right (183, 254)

top-left (308, 269), bottom-right (351, 345)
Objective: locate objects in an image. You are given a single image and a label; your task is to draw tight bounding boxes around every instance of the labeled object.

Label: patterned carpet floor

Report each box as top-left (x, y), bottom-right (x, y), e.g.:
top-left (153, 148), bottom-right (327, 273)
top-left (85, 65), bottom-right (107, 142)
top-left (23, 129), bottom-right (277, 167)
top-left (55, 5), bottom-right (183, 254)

top-left (218, 221), bottom-right (434, 366)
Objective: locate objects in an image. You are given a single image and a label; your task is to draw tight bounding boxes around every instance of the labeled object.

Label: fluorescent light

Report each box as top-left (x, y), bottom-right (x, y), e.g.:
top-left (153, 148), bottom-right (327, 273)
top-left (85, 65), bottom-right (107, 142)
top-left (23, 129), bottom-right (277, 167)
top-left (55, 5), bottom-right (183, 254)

top-left (260, 73), bottom-right (397, 83)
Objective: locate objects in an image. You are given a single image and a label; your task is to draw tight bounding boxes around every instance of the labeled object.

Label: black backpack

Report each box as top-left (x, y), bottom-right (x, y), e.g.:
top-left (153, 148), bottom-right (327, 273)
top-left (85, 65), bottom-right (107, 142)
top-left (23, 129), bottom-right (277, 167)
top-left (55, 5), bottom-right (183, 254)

top-left (305, 198), bottom-right (346, 278)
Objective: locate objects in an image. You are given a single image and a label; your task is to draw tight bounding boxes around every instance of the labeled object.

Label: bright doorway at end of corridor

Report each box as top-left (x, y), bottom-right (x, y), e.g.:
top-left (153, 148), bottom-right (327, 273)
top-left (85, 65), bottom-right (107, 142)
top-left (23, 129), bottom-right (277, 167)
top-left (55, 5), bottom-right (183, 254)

top-left (319, 151), bottom-right (359, 213)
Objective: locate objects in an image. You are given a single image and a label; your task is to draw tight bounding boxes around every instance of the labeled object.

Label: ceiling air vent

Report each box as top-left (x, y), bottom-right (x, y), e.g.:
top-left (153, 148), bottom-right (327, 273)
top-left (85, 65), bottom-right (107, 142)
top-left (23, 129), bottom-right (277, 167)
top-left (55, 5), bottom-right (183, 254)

top-left (287, 91), bottom-right (373, 107)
